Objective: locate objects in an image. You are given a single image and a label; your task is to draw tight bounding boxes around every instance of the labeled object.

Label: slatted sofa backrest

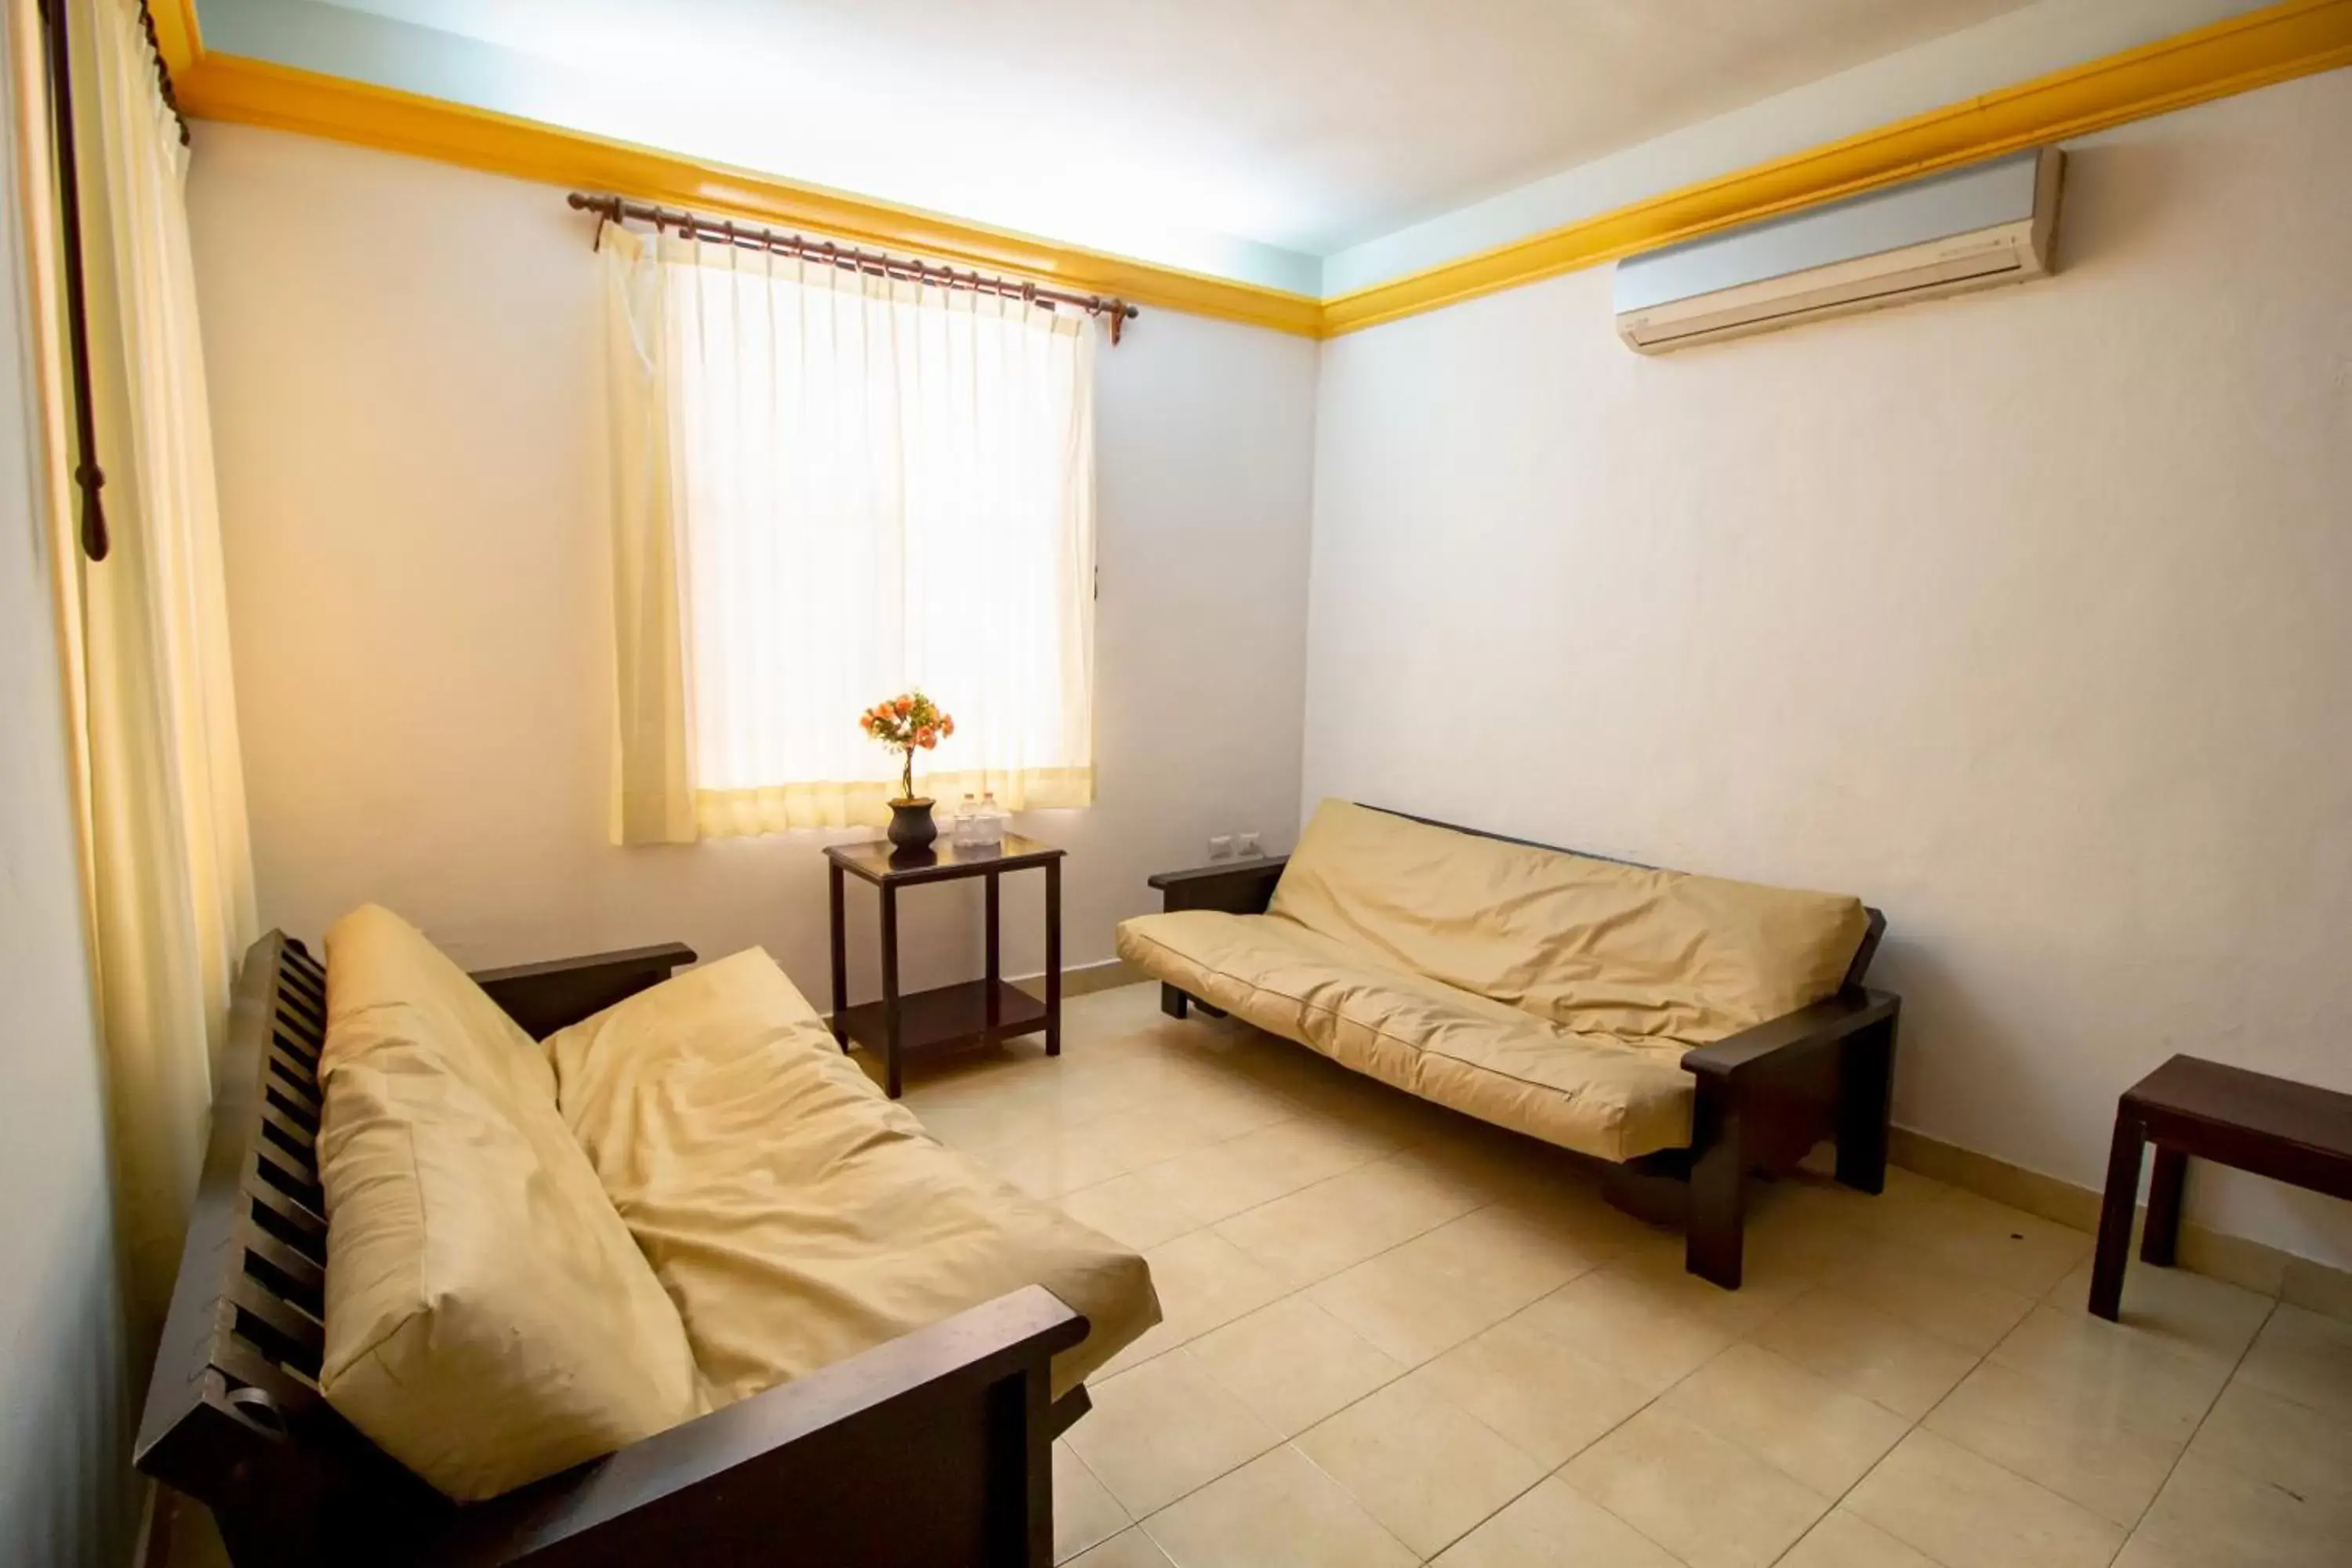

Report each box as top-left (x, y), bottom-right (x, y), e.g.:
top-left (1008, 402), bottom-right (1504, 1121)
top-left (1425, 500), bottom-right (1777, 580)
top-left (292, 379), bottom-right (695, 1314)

top-left (134, 931), bottom-right (441, 1567)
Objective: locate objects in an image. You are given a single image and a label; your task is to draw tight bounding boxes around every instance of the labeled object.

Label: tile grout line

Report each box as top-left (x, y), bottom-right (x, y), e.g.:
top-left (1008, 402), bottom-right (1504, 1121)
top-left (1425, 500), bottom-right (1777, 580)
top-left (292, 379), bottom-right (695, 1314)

top-left (1134, 1139), bottom-right (1573, 1341)
top-left (938, 1036), bottom-right (1410, 1205)
top-left (1262, 1237), bottom-right (1639, 1563)
top-left (1092, 1185), bottom-right (1539, 1548)
top-left (1070, 1094), bottom-right (1528, 1375)
top-left (1570, 1183), bottom-right (2076, 1568)
top-left (1135, 1222), bottom-right (1626, 1565)
top-left (1041, 1004), bottom-right (2350, 1567)
top-left (1756, 1299), bottom-right (2011, 1568)
top-left (1440, 1369), bottom-right (1671, 1563)
top-left (1080, 1131), bottom-right (1654, 1558)
top-left (1777, 1203), bottom-right (2129, 1568)
top-left (978, 1004), bottom-right (1486, 1557)
top-left (1045, 1041), bottom-right (1884, 1558)
top-left (1160, 1210), bottom-right (1871, 1562)
top-left (1518, 1263), bottom-right (1838, 1568)
top-left (1053, 1098), bottom-right (1542, 1535)
top-left (993, 1004), bottom-right (1548, 1556)
top-left (1790, 1232), bottom-right (2274, 1568)
top-left (979, 1003), bottom-right (2114, 1567)
top-left (1592, 1263), bottom-right (1939, 1568)
top-left (1051, 1440), bottom-right (1129, 1565)
top-left (2093, 1293), bottom-right (2282, 1568)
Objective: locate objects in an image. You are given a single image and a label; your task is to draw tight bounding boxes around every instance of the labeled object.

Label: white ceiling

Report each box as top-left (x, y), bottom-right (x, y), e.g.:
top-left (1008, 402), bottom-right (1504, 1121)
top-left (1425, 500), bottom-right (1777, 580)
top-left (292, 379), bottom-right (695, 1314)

top-left (286, 0), bottom-right (2032, 257)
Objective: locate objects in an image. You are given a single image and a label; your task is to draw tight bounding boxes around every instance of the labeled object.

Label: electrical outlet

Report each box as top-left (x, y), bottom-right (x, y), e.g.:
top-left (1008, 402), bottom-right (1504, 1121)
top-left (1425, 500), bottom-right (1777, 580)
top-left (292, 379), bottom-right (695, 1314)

top-left (1237, 831), bottom-right (1263, 858)
top-left (1208, 834), bottom-right (1236, 859)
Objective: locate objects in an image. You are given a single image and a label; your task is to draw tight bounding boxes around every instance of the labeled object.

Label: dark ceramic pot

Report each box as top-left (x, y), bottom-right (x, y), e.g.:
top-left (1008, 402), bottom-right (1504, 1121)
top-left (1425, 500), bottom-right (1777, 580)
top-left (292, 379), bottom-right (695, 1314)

top-left (886, 797), bottom-right (938, 850)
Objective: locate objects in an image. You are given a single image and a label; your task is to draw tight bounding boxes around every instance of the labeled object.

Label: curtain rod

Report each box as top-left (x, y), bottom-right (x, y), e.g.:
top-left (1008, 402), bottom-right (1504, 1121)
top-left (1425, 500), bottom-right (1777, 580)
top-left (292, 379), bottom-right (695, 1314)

top-left (568, 193), bottom-right (1138, 345)
top-left (41, 0), bottom-right (106, 559)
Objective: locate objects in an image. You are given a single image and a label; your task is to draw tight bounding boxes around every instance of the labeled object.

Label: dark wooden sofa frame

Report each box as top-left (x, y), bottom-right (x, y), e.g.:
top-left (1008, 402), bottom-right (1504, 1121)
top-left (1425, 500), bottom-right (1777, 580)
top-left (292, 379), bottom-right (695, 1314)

top-left (1145, 805), bottom-right (1900, 1291)
top-left (134, 931), bottom-right (1091, 1567)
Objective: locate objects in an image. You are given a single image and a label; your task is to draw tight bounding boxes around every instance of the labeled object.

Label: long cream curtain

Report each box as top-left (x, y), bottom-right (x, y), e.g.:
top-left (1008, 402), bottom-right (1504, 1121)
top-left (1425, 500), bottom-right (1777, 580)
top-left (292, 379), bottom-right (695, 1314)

top-left (600, 226), bottom-right (1097, 843)
top-left (19, 0), bottom-right (256, 1334)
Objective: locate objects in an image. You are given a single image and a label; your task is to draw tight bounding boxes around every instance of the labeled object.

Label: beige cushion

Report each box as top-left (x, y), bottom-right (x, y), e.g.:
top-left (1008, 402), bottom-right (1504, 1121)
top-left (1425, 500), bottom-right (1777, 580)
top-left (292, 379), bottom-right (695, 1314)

top-left (1270, 800), bottom-right (1868, 1042)
top-left (546, 949), bottom-right (1160, 1404)
top-left (316, 907), bottom-right (707, 1501)
top-left (1117, 909), bottom-right (1695, 1160)
top-left (318, 904), bottom-right (557, 1111)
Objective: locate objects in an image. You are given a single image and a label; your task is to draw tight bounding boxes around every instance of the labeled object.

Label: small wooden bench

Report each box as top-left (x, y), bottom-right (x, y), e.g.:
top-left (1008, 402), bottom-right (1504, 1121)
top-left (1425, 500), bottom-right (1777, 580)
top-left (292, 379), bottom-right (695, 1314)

top-left (2089, 1054), bottom-right (2352, 1320)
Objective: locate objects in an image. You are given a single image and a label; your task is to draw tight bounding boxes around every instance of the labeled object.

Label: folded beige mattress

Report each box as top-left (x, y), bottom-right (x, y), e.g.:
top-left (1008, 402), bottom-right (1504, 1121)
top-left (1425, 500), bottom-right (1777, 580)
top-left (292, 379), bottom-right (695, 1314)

top-left (1119, 906), bottom-right (1698, 1160)
top-left (1116, 800), bottom-right (1871, 1163)
top-left (547, 949), bottom-right (1160, 1403)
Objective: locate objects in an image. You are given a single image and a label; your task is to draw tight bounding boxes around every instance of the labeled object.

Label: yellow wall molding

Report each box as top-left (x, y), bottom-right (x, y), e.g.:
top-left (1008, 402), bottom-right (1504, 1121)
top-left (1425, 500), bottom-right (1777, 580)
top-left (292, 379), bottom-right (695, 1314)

top-left (168, 52), bottom-right (1326, 338)
top-left (150, 0), bottom-right (202, 75)
top-left (1323, 0), bottom-right (2352, 336)
top-left (158, 0), bottom-right (2347, 340)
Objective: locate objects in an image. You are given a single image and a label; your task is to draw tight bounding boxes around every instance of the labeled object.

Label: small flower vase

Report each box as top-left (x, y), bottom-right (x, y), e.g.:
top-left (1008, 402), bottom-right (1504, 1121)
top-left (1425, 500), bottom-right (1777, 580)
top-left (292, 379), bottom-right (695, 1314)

top-left (887, 797), bottom-right (937, 851)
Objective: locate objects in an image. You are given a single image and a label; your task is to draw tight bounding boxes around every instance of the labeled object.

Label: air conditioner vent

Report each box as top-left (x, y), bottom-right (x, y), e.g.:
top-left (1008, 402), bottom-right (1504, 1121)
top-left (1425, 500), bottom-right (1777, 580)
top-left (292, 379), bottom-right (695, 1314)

top-left (1615, 147), bottom-right (2063, 353)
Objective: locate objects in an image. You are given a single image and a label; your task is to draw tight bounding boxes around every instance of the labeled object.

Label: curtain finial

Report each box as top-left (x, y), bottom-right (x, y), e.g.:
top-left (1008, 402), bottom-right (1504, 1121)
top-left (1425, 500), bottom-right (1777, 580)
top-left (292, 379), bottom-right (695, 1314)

top-left (77, 463), bottom-right (109, 561)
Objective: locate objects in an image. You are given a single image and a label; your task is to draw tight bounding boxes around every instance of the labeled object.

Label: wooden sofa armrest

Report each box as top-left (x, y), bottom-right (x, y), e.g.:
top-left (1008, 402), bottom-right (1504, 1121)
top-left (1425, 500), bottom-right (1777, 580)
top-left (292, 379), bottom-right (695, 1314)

top-left (1661, 986), bottom-right (1903, 1290)
top-left (471, 942), bottom-right (698, 1039)
top-left (1679, 987), bottom-right (1900, 1083)
top-left (1146, 856), bottom-right (1288, 915)
top-left (423, 1286), bottom-right (1087, 1568)
top-left (1145, 858), bottom-right (1288, 1022)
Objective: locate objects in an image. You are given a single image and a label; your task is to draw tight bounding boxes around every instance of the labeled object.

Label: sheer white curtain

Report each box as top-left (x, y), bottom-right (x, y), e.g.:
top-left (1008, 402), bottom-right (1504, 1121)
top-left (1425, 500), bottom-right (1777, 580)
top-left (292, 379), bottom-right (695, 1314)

top-left (601, 227), bottom-right (1096, 843)
top-left (14, 0), bottom-right (257, 1334)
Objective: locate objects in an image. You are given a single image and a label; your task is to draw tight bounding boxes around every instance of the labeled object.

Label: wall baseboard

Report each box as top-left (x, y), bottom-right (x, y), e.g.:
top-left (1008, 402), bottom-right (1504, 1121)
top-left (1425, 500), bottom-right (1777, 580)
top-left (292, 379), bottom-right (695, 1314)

top-left (1010, 957), bottom-right (1149, 1001)
top-left (1889, 1126), bottom-right (2352, 1323)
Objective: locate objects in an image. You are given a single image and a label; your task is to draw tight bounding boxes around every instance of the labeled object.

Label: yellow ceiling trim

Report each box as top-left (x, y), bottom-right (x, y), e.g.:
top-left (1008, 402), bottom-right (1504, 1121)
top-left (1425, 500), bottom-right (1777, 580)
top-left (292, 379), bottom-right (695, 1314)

top-left (149, 0), bottom-right (202, 75)
top-left (1323, 0), bottom-right (2352, 336)
top-left (170, 51), bottom-right (1326, 338)
top-left (159, 0), bottom-right (2347, 342)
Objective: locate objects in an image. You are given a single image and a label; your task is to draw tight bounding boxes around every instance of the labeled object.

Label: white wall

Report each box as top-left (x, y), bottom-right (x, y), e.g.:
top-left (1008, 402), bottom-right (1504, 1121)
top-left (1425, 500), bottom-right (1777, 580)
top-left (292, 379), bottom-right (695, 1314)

top-left (0, 26), bottom-right (136, 1566)
top-left (187, 125), bottom-right (1317, 1002)
top-left (1302, 71), bottom-right (2352, 1268)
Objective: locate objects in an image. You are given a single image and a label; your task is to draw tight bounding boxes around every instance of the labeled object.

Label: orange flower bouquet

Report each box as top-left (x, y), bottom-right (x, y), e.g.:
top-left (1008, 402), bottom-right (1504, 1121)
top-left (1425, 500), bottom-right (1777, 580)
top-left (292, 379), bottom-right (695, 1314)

top-left (859, 690), bottom-right (955, 808)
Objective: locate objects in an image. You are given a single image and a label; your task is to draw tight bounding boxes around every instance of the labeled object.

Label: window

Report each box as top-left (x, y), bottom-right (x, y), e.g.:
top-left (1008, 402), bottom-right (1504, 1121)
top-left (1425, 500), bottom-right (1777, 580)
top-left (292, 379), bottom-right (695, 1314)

top-left (601, 230), bottom-right (1096, 841)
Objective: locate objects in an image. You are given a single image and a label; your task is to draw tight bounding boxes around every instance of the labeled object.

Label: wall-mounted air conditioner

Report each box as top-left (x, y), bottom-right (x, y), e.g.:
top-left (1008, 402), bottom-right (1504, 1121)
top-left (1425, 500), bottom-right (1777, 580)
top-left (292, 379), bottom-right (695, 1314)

top-left (1614, 147), bottom-right (2063, 353)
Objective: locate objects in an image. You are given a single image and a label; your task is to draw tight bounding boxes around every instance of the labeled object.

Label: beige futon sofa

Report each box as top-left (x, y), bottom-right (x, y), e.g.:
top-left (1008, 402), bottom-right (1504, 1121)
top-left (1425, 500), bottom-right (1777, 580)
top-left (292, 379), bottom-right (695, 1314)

top-left (135, 907), bottom-right (1157, 1567)
top-left (1117, 800), bottom-right (1899, 1287)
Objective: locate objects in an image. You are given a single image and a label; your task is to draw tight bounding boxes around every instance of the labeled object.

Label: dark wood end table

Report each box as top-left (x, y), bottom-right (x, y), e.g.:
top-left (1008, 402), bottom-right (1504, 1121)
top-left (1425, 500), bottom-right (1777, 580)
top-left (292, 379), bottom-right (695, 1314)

top-left (824, 833), bottom-right (1064, 1098)
top-left (2089, 1053), bottom-right (2352, 1319)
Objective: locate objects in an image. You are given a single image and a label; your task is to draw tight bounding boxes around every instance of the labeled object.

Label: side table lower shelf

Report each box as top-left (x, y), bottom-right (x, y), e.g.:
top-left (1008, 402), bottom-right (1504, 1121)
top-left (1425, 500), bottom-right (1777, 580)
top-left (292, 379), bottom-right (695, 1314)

top-left (832, 979), bottom-right (1049, 1071)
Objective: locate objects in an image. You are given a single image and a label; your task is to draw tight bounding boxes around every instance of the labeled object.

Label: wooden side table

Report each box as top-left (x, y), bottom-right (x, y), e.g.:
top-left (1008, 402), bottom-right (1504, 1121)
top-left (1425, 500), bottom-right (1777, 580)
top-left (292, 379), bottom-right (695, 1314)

top-left (825, 833), bottom-right (1064, 1098)
top-left (2089, 1054), bottom-right (2352, 1319)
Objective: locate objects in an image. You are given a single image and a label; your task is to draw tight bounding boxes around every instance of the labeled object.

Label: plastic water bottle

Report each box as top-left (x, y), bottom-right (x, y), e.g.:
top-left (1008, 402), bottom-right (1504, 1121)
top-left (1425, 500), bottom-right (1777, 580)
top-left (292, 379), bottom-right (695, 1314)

top-left (978, 792), bottom-right (1005, 848)
top-left (955, 793), bottom-right (978, 847)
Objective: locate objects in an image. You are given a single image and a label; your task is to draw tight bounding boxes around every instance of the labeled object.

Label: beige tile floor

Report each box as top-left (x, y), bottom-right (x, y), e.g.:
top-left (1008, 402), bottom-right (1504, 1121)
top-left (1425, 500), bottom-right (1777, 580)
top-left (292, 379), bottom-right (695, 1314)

top-left (895, 985), bottom-right (2352, 1568)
